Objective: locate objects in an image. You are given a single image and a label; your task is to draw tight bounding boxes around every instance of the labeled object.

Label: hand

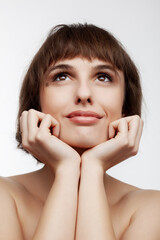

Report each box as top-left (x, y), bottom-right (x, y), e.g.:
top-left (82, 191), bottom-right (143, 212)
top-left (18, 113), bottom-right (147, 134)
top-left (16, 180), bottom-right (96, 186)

top-left (81, 115), bottom-right (144, 172)
top-left (20, 109), bottom-right (81, 173)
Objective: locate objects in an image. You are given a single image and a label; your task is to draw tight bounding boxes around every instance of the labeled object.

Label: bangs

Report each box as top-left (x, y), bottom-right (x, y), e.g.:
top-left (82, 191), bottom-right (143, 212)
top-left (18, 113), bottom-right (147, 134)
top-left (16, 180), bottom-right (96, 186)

top-left (42, 24), bottom-right (125, 72)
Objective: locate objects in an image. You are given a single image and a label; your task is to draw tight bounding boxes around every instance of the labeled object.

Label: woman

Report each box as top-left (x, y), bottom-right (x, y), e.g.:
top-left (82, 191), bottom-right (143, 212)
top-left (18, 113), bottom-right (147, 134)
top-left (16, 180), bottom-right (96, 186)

top-left (0, 23), bottom-right (160, 240)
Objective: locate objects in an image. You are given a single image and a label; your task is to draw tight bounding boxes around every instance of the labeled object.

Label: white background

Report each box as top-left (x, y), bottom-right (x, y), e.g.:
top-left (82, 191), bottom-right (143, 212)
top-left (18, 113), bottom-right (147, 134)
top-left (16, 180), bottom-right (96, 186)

top-left (0, 0), bottom-right (160, 190)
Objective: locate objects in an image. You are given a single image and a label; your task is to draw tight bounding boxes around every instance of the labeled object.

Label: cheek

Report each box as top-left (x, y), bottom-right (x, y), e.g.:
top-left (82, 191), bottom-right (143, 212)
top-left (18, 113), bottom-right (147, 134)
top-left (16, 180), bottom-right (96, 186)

top-left (108, 101), bottom-right (123, 119)
top-left (40, 89), bottom-right (64, 117)
top-left (101, 90), bottom-right (124, 121)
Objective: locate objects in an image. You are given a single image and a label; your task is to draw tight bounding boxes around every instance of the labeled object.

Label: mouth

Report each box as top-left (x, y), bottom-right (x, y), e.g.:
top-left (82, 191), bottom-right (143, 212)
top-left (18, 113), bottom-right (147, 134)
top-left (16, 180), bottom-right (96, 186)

top-left (66, 110), bottom-right (103, 125)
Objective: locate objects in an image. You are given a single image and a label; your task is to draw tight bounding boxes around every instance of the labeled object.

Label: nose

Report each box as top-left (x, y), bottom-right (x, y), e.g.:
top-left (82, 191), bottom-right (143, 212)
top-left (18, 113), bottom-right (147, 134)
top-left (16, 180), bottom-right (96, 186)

top-left (75, 81), bottom-right (93, 105)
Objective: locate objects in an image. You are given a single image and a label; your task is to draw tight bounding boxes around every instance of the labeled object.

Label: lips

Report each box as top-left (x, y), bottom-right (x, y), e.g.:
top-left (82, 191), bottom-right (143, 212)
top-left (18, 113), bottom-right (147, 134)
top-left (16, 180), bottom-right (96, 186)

top-left (66, 110), bottom-right (103, 124)
top-left (66, 110), bottom-right (102, 119)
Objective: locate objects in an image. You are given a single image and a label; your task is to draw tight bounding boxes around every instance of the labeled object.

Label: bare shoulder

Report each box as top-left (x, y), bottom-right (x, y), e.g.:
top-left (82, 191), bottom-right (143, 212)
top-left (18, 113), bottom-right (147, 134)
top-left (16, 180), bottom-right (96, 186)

top-left (129, 188), bottom-right (160, 219)
top-left (0, 175), bottom-right (25, 200)
top-left (111, 174), bottom-right (160, 219)
top-left (106, 174), bottom-right (160, 207)
top-left (121, 182), bottom-right (160, 214)
top-left (0, 172), bottom-right (44, 240)
top-left (126, 187), bottom-right (160, 223)
top-left (0, 176), bottom-right (24, 239)
top-left (106, 175), bottom-right (160, 239)
top-left (0, 175), bottom-right (24, 192)
top-left (0, 174), bottom-right (31, 211)
top-left (128, 187), bottom-right (160, 203)
top-left (120, 189), bottom-right (160, 239)
top-left (0, 174), bottom-right (33, 202)
top-left (120, 184), bottom-right (160, 239)
top-left (0, 176), bottom-right (16, 205)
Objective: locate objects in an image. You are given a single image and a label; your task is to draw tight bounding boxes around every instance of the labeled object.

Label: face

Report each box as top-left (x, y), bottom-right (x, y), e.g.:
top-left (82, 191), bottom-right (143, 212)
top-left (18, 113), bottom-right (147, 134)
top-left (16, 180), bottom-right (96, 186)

top-left (40, 57), bottom-right (125, 150)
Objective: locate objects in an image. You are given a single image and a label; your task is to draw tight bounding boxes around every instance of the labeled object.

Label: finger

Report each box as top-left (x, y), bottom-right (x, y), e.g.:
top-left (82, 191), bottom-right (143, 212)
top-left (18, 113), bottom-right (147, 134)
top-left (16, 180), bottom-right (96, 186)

top-left (108, 124), bottom-right (115, 139)
top-left (125, 115), bottom-right (141, 144)
top-left (123, 115), bottom-right (143, 156)
top-left (135, 119), bottom-right (144, 150)
top-left (27, 109), bottom-right (45, 137)
top-left (20, 111), bottom-right (29, 143)
top-left (39, 114), bottom-right (60, 137)
top-left (110, 118), bottom-right (128, 138)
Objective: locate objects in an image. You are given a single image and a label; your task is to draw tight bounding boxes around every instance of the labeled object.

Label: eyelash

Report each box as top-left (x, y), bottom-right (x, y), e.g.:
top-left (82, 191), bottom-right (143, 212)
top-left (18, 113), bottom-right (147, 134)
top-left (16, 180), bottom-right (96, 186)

top-left (52, 72), bottom-right (113, 82)
top-left (52, 72), bottom-right (69, 82)
top-left (96, 73), bottom-right (113, 82)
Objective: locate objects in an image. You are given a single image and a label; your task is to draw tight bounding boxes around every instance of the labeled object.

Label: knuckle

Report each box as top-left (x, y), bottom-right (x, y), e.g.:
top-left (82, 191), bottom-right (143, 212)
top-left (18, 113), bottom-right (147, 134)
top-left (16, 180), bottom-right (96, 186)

top-left (45, 114), bottom-right (51, 120)
top-left (128, 140), bottom-right (135, 149)
top-left (133, 114), bottom-right (140, 120)
top-left (119, 138), bottom-right (128, 148)
top-left (35, 131), bottom-right (44, 143)
top-left (127, 139), bottom-right (138, 156)
top-left (22, 140), bottom-right (29, 150)
top-left (21, 110), bottom-right (28, 117)
top-left (120, 118), bottom-right (126, 123)
top-left (134, 114), bottom-right (140, 119)
top-left (27, 136), bottom-right (35, 145)
top-left (28, 109), bottom-right (36, 115)
top-left (131, 147), bottom-right (138, 156)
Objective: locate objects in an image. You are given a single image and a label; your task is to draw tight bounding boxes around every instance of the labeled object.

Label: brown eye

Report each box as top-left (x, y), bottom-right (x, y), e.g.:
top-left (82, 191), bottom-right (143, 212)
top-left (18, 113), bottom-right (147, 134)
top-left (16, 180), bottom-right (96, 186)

top-left (97, 74), bottom-right (112, 82)
top-left (53, 73), bottom-right (70, 82)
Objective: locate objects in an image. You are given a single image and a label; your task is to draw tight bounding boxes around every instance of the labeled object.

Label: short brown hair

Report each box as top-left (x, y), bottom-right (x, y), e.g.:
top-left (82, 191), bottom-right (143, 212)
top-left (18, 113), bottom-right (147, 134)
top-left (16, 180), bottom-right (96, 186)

top-left (16, 23), bottom-right (142, 150)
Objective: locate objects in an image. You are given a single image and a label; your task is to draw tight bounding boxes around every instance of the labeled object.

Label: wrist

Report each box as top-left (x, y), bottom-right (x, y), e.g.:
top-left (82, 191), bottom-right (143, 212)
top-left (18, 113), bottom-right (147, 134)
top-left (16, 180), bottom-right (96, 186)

top-left (55, 159), bottom-right (81, 178)
top-left (81, 152), bottom-right (112, 172)
top-left (81, 156), bottom-right (104, 176)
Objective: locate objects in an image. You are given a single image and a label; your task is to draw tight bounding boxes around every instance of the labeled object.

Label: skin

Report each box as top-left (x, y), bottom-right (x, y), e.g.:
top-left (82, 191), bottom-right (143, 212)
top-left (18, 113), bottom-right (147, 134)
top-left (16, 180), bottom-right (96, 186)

top-left (0, 57), bottom-right (160, 240)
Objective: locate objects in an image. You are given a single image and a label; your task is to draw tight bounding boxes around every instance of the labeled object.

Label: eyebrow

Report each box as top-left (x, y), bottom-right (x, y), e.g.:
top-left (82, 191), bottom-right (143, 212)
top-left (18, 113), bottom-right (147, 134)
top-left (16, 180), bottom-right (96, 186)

top-left (93, 64), bottom-right (116, 72)
top-left (48, 64), bottom-right (74, 73)
top-left (48, 63), bottom-right (116, 73)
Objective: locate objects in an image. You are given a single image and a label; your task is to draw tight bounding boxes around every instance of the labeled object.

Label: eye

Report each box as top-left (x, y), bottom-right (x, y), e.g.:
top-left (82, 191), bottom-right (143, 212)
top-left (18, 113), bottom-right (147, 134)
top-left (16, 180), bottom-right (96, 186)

top-left (96, 73), bottom-right (112, 82)
top-left (53, 72), bottom-right (70, 82)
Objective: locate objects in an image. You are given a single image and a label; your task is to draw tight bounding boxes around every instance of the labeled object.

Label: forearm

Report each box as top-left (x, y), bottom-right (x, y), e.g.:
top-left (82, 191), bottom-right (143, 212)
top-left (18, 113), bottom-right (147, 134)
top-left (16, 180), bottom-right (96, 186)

top-left (33, 166), bottom-right (80, 240)
top-left (75, 161), bottom-right (116, 240)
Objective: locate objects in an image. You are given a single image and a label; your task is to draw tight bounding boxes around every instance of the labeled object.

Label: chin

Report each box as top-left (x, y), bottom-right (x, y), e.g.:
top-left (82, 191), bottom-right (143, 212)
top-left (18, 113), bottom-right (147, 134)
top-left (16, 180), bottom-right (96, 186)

top-left (59, 125), bottom-right (108, 149)
top-left (60, 135), bottom-right (106, 149)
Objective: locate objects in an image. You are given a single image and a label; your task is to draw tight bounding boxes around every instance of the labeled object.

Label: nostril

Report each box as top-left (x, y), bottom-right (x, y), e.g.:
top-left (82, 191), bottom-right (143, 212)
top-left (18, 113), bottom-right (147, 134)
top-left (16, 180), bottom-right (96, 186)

top-left (77, 97), bottom-right (92, 104)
